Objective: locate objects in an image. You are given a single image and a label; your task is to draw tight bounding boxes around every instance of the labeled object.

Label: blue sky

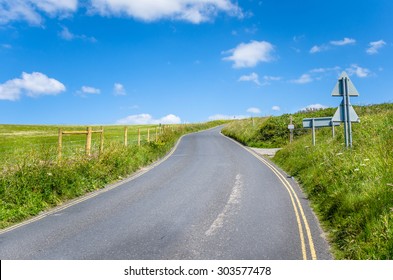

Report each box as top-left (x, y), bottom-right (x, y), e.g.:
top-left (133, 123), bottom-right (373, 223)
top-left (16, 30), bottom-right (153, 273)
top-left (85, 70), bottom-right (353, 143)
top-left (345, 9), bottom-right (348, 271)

top-left (0, 0), bottom-right (392, 125)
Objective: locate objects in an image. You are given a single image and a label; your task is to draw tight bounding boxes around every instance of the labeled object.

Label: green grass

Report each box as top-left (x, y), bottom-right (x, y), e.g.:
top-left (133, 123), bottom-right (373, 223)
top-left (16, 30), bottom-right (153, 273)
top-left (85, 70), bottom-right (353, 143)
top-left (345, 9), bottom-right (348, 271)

top-left (221, 117), bottom-right (269, 147)
top-left (0, 121), bottom-right (227, 229)
top-left (222, 103), bottom-right (393, 259)
top-left (0, 124), bottom-right (159, 166)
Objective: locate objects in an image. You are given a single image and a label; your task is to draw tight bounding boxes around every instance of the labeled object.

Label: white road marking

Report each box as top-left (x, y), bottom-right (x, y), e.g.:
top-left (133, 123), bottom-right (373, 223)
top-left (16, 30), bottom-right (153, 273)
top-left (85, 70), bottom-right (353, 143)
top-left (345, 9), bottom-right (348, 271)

top-left (205, 174), bottom-right (243, 236)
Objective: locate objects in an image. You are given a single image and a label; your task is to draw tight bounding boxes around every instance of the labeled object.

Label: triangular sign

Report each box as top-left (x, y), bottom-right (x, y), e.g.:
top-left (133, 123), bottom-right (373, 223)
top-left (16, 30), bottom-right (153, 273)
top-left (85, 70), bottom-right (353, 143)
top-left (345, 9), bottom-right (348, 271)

top-left (331, 71), bottom-right (360, 97)
top-left (332, 101), bottom-right (360, 123)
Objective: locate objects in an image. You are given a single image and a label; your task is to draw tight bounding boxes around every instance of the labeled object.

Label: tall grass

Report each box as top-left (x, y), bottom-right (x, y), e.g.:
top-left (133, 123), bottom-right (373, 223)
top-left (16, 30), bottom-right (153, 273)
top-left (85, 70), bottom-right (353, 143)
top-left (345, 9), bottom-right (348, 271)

top-left (0, 121), bottom-right (226, 229)
top-left (222, 103), bottom-right (393, 259)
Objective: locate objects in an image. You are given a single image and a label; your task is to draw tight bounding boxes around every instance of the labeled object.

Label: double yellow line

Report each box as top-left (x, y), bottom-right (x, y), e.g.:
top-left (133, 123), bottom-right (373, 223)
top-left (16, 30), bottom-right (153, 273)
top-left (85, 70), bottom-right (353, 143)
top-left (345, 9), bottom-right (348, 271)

top-left (224, 135), bottom-right (317, 260)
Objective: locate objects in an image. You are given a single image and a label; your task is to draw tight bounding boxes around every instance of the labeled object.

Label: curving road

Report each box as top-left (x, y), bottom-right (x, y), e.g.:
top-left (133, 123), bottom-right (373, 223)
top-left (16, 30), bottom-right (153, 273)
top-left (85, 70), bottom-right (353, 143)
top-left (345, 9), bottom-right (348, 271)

top-left (0, 126), bottom-right (331, 259)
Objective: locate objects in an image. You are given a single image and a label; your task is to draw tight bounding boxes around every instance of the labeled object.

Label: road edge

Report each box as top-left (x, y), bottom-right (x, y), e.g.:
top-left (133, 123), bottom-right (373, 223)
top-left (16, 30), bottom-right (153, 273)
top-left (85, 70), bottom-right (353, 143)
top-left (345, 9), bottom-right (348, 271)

top-left (220, 131), bottom-right (333, 260)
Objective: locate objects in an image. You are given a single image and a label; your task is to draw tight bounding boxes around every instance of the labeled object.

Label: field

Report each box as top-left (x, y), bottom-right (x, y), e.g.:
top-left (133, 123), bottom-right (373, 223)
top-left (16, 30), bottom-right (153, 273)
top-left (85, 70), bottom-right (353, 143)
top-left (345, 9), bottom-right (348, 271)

top-left (0, 121), bottom-right (227, 229)
top-left (0, 124), bottom-right (160, 166)
top-left (222, 103), bottom-right (393, 259)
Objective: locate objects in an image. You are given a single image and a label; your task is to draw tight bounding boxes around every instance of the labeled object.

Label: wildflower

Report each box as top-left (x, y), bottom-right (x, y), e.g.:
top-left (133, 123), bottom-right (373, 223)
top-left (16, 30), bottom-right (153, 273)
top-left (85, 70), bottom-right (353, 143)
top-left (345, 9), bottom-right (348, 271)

top-left (364, 158), bottom-right (370, 161)
top-left (360, 163), bottom-right (366, 166)
top-left (336, 152), bottom-right (343, 156)
top-left (387, 183), bottom-right (393, 187)
top-left (354, 168), bottom-right (359, 172)
top-left (47, 172), bottom-right (53, 176)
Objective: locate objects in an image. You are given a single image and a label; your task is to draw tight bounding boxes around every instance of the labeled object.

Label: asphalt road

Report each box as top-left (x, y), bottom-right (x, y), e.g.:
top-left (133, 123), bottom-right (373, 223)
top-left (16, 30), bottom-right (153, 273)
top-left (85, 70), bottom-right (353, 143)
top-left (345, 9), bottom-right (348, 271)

top-left (0, 126), bottom-right (331, 260)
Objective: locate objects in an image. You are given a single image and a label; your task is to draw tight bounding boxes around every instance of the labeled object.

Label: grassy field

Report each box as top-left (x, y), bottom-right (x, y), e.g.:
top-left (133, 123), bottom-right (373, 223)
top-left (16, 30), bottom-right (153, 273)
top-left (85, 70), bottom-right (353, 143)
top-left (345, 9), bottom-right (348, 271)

top-left (222, 103), bottom-right (393, 259)
top-left (0, 124), bottom-right (159, 166)
top-left (0, 121), bottom-right (227, 229)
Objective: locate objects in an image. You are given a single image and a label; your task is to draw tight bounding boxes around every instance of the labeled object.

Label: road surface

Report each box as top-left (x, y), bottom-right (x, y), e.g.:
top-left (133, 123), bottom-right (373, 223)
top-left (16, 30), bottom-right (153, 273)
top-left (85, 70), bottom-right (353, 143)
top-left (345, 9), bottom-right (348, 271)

top-left (0, 126), bottom-right (331, 259)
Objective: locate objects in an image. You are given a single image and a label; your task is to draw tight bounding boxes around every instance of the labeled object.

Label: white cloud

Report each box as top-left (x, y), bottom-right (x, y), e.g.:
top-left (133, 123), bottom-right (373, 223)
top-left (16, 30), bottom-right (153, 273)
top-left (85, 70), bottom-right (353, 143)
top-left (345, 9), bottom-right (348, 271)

top-left (310, 38), bottom-right (355, 54)
top-left (309, 45), bottom-right (327, 54)
top-left (1, 0), bottom-right (241, 25)
top-left (330, 37), bottom-right (356, 46)
top-left (246, 107), bottom-right (261, 114)
top-left (366, 40), bottom-right (386, 55)
top-left (290, 74), bottom-right (313, 84)
top-left (32, 0), bottom-right (77, 14)
top-left (208, 114), bottom-right (248, 121)
top-left (272, 106), bottom-right (280, 111)
top-left (0, 0), bottom-right (78, 25)
top-left (81, 86), bottom-right (100, 94)
top-left (309, 66), bottom-right (340, 73)
top-left (59, 26), bottom-right (97, 42)
top-left (116, 113), bottom-right (181, 125)
top-left (300, 104), bottom-right (328, 111)
top-left (0, 72), bottom-right (65, 101)
top-left (159, 114), bottom-right (181, 124)
top-left (223, 40), bottom-right (275, 68)
top-left (89, 0), bottom-right (242, 24)
top-left (113, 83), bottom-right (126, 96)
top-left (346, 64), bottom-right (371, 78)
top-left (238, 72), bottom-right (260, 85)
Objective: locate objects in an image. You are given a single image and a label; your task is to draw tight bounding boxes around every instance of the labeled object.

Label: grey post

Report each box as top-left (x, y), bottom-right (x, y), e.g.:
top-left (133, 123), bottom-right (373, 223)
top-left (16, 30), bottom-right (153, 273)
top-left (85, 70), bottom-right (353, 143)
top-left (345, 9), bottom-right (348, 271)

top-left (312, 118), bottom-right (316, 146)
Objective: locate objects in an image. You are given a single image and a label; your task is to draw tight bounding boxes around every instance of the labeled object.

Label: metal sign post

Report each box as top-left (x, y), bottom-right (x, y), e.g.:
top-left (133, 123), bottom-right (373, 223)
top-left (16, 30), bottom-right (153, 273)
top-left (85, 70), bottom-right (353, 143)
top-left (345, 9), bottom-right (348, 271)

top-left (303, 117), bottom-right (339, 146)
top-left (302, 72), bottom-right (360, 147)
top-left (331, 72), bottom-right (360, 148)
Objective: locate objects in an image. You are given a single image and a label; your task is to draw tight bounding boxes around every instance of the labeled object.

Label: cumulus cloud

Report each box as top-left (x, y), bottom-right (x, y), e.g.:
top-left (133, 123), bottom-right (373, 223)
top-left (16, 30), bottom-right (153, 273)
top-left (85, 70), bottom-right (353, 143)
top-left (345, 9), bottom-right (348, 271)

top-left (346, 64), bottom-right (371, 78)
top-left (330, 37), bottom-right (356, 46)
top-left (238, 72), bottom-right (260, 86)
top-left (290, 74), bottom-right (313, 84)
top-left (272, 106), bottom-right (280, 111)
top-left (300, 104), bottom-right (328, 112)
top-left (89, 0), bottom-right (242, 24)
top-left (0, 72), bottom-right (65, 101)
top-left (116, 113), bottom-right (181, 125)
top-left (0, 0), bottom-right (78, 25)
top-left (113, 83), bottom-right (126, 96)
top-left (246, 107), bottom-right (261, 114)
top-left (223, 40), bottom-right (275, 68)
top-left (366, 40), bottom-right (386, 55)
top-left (1, 0), bottom-right (241, 25)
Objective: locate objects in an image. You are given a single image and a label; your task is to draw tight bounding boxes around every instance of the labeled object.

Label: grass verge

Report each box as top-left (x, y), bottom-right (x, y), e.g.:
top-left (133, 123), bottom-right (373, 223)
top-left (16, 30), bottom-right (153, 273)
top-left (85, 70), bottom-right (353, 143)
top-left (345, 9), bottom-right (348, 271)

top-left (222, 103), bottom-right (393, 259)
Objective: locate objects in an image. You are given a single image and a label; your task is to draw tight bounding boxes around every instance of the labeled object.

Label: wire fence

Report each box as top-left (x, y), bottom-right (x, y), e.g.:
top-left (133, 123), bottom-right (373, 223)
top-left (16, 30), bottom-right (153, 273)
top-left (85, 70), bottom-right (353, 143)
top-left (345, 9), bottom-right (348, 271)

top-left (0, 125), bottom-right (167, 167)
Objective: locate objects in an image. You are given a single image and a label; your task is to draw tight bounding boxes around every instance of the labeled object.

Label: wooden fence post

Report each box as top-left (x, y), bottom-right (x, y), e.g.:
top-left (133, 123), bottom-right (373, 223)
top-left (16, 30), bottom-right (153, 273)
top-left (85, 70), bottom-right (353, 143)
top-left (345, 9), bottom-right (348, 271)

top-left (138, 128), bottom-right (141, 147)
top-left (86, 127), bottom-right (92, 156)
top-left (58, 128), bottom-right (63, 160)
top-left (100, 126), bottom-right (104, 155)
top-left (124, 126), bottom-right (128, 147)
top-left (147, 128), bottom-right (150, 143)
top-left (155, 127), bottom-right (158, 142)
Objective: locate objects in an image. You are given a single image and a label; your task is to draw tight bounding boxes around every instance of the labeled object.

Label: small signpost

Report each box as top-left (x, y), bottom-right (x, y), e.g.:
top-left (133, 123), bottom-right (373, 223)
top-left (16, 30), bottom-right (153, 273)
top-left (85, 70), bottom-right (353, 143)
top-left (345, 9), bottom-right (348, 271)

top-left (302, 117), bottom-right (339, 146)
top-left (302, 71), bottom-right (360, 147)
top-left (288, 115), bottom-right (294, 143)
